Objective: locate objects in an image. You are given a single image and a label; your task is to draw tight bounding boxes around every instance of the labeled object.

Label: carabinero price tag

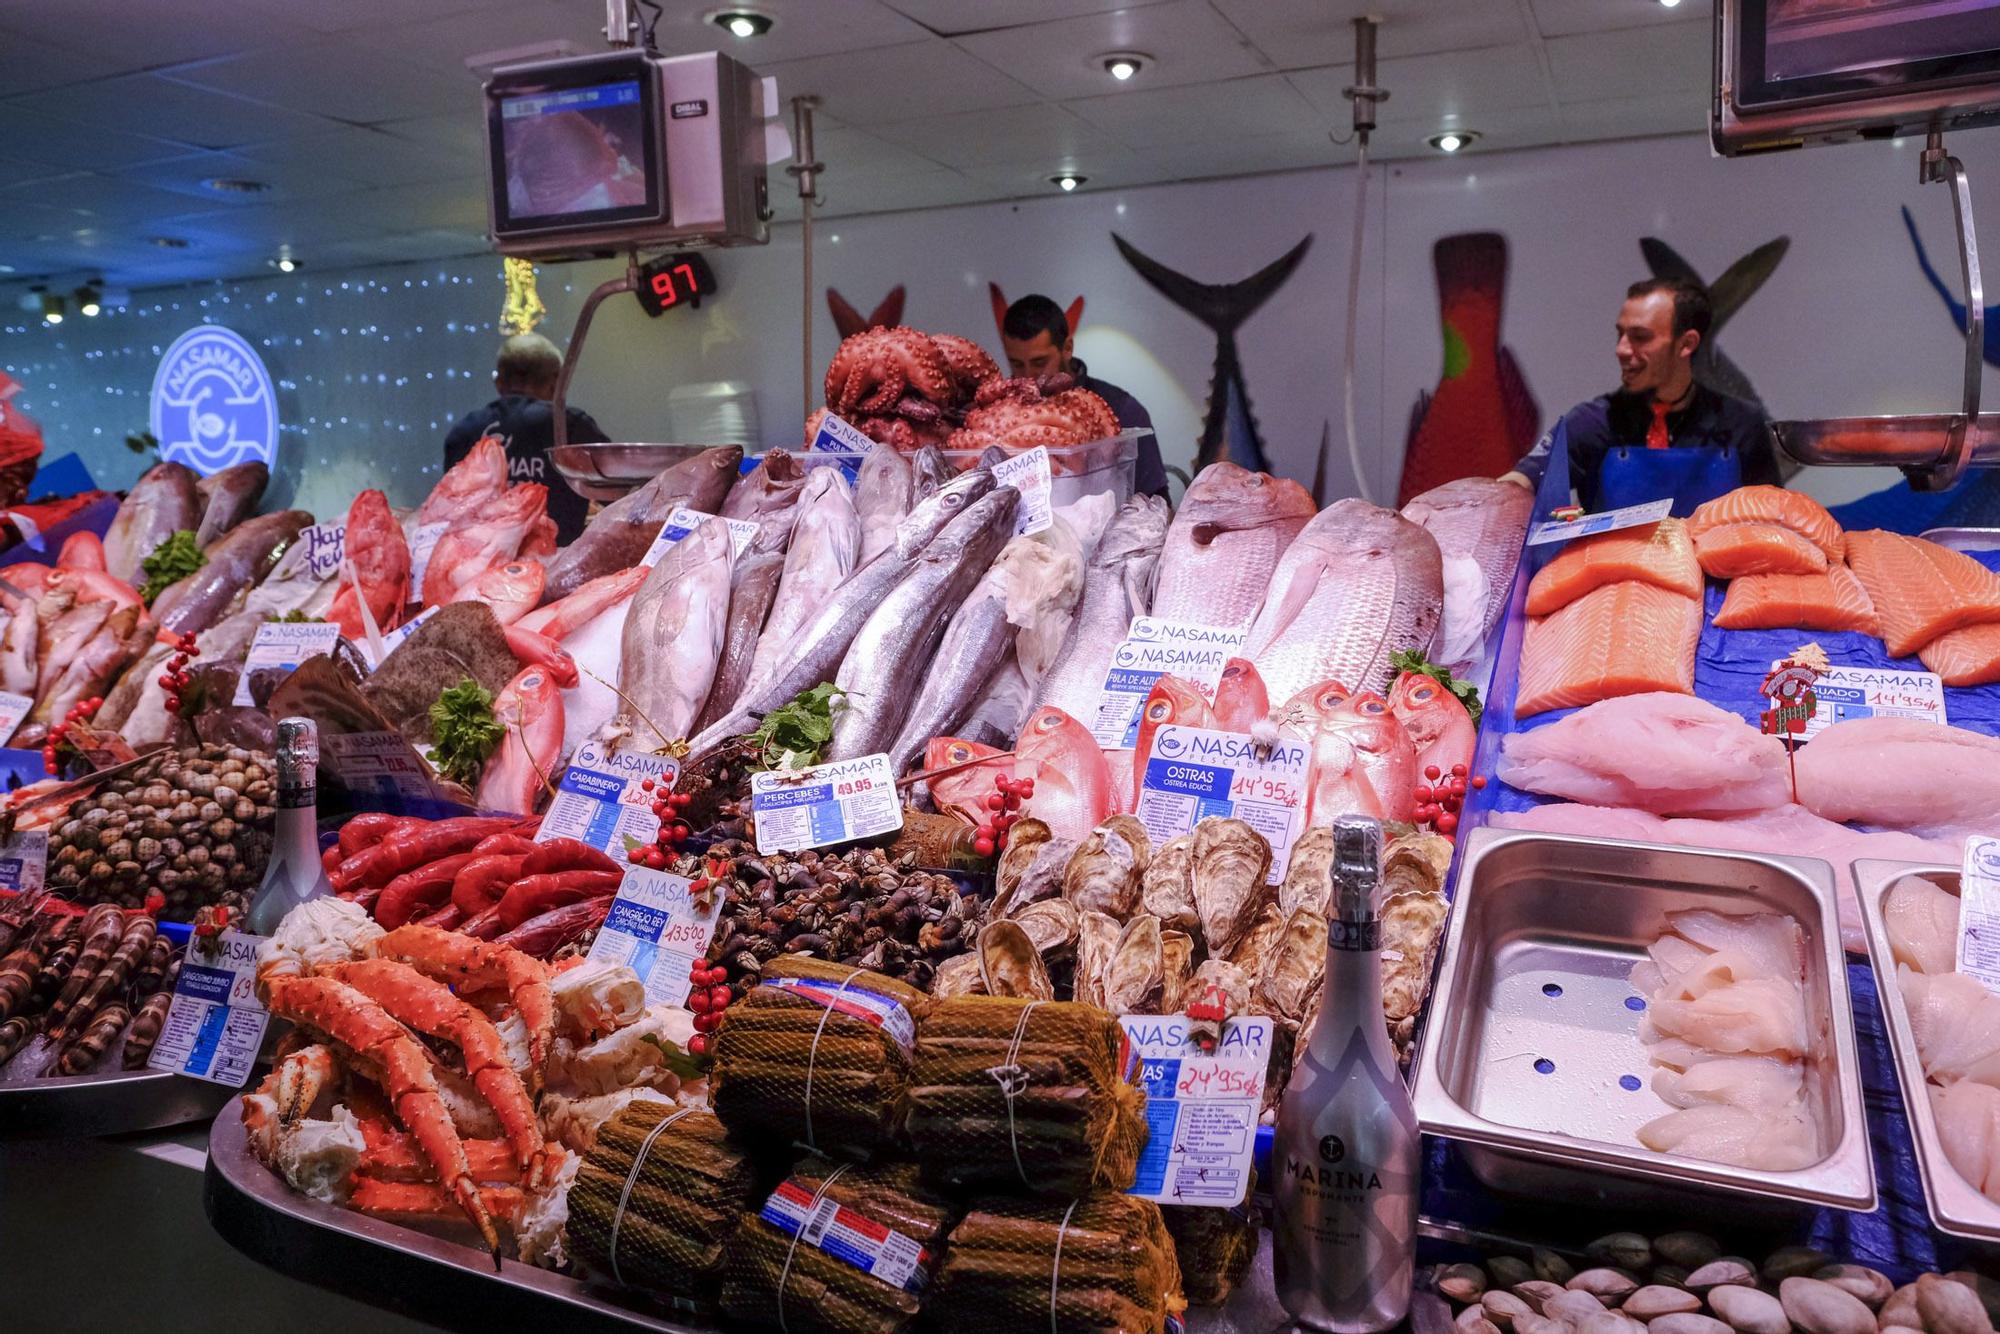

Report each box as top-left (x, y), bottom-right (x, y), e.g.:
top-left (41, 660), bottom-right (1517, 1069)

top-left (587, 868), bottom-right (721, 1008)
top-left (149, 928), bottom-right (271, 1087)
top-left (750, 754), bottom-right (901, 855)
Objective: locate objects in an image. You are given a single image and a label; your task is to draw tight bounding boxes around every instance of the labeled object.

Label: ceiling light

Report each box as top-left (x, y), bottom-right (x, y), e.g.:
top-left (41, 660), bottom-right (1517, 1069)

top-left (712, 10), bottom-right (772, 38)
top-left (272, 252), bottom-right (300, 273)
top-left (1659, 0), bottom-right (1683, 7)
top-left (1050, 173), bottom-right (1086, 192)
top-left (1428, 130), bottom-right (1480, 153)
top-left (1100, 52), bottom-right (1149, 81)
top-left (201, 177), bottom-right (271, 195)
top-left (76, 285), bottom-right (101, 317)
top-left (38, 290), bottom-right (63, 324)
top-left (0, 264), bottom-right (14, 275)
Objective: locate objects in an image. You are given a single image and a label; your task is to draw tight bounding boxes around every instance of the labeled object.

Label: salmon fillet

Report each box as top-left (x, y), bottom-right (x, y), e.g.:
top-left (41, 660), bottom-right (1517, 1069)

top-left (1687, 486), bottom-right (1844, 562)
top-left (1525, 518), bottom-right (1701, 617)
top-left (1515, 581), bottom-right (1701, 718)
top-left (1919, 621), bottom-right (2000, 685)
top-left (1843, 530), bottom-right (2000, 657)
top-left (1692, 523), bottom-right (1829, 579)
top-left (1713, 564), bottom-right (1878, 634)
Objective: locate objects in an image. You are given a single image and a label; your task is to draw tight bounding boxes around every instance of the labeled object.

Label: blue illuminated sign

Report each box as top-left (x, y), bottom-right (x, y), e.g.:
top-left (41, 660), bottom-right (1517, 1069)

top-left (149, 325), bottom-right (279, 477)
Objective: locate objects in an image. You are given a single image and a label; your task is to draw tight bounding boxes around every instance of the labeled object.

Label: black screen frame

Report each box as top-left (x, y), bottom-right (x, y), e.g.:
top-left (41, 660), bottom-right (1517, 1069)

top-left (1735, 0), bottom-right (2000, 108)
top-left (486, 50), bottom-right (665, 240)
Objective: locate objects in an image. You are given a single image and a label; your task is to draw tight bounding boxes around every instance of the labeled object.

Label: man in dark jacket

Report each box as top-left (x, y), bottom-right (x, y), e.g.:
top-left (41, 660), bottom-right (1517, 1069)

top-left (441, 333), bottom-right (610, 543)
top-left (999, 294), bottom-right (1168, 498)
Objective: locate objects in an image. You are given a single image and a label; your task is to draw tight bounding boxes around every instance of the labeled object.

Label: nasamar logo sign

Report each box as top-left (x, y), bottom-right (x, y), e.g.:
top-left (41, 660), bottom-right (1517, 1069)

top-left (149, 326), bottom-right (278, 476)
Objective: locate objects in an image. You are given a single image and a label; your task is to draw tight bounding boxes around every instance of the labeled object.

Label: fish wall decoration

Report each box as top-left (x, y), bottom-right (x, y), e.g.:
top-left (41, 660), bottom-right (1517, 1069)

top-left (826, 286), bottom-right (906, 339)
top-left (1900, 205), bottom-right (2000, 367)
top-left (987, 284), bottom-right (1084, 342)
top-left (1639, 235), bottom-right (1788, 413)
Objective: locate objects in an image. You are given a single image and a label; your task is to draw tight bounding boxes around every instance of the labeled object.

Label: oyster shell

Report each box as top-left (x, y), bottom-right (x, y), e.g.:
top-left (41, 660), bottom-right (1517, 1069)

top-left (1141, 833), bottom-right (1198, 934)
top-left (1103, 914), bottom-right (1165, 1014)
top-left (994, 817), bottom-right (1071, 918)
top-left (1251, 908), bottom-right (1327, 1026)
top-left (1382, 831), bottom-right (1453, 900)
top-left (1185, 958), bottom-right (1255, 1031)
top-left (1381, 889), bottom-right (1448, 1024)
top-left (1011, 898), bottom-right (1080, 960)
top-left (1062, 815), bottom-right (1151, 918)
top-left (1226, 902), bottom-right (1284, 971)
top-left (1192, 817), bottom-right (1273, 956)
top-left (1160, 930), bottom-right (1196, 1014)
top-left (978, 919), bottom-right (1055, 1000)
top-left (931, 951), bottom-right (986, 999)
top-left (1278, 825), bottom-right (1336, 920)
top-left (1073, 910), bottom-right (1123, 1010)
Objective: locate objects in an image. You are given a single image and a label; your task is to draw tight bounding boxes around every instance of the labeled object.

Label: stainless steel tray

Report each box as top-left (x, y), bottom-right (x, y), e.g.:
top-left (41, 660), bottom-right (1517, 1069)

top-left (0, 1066), bottom-right (231, 1139)
top-left (1411, 829), bottom-right (1875, 1214)
top-left (1852, 857), bottom-right (2000, 1243)
top-left (1922, 528), bottom-right (2000, 552)
top-left (548, 443), bottom-right (714, 503)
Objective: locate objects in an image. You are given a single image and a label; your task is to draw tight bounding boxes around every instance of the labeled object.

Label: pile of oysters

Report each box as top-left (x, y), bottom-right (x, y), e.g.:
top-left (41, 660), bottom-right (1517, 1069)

top-left (936, 813), bottom-right (1454, 1097)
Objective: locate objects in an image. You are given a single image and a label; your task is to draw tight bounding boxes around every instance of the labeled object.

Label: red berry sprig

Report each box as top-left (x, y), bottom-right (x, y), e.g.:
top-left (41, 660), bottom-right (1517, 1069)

top-left (156, 631), bottom-right (200, 717)
top-left (972, 774), bottom-right (1036, 858)
top-left (684, 957), bottom-right (732, 1056)
top-left (624, 777), bottom-right (695, 870)
top-left (1411, 762), bottom-right (1484, 837)
top-left (41, 695), bottom-right (105, 774)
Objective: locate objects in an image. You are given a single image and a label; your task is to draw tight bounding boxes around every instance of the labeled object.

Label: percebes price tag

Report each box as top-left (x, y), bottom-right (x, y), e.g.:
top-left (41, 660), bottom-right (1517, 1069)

top-left (750, 753), bottom-right (902, 855)
top-left (149, 928), bottom-right (271, 1087)
top-left (586, 868), bottom-right (722, 1008)
top-left (1135, 725), bottom-right (1307, 884)
top-left (1092, 617), bottom-right (1247, 748)
top-left (535, 739), bottom-right (680, 856)
top-left (1118, 1014), bottom-right (1273, 1207)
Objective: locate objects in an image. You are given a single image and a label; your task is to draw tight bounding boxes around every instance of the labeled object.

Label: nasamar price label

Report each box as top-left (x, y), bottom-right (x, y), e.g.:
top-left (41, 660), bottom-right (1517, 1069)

top-left (991, 446), bottom-right (1052, 537)
top-left (1135, 725), bottom-right (1307, 884)
top-left (587, 868), bottom-right (722, 1008)
top-left (367, 604), bottom-right (438, 667)
top-left (296, 521), bottom-right (346, 580)
top-left (407, 521), bottom-right (450, 593)
top-left (1119, 1014), bottom-right (1273, 1207)
top-left (809, 413), bottom-right (875, 482)
top-left (234, 621), bottom-right (345, 706)
top-left (1776, 661), bottom-right (1946, 740)
top-left (1092, 617), bottom-right (1248, 749)
top-left (1526, 498), bottom-right (1672, 546)
top-left (0, 689), bottom-right (30, 746)
top-left (149, 929), bottom-right (271, 1087)
top-left (0, 829), bottom-right (47, 893)
top-left (324, 730), bottom-right (447, 802)
top-left (641, 506), bottom-right (760, 568)
top-left (751, 754), bottom-right (902, 855)
top-left (536, 740), bottom-right (680, 856)
top-left (1958, 837), bottom-right (2000, 994)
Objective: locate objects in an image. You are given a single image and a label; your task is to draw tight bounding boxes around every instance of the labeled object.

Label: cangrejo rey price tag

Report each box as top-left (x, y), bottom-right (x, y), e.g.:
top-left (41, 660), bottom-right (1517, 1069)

top-left (149, 928), bottom-right (271, 1087)
top-left (750, 754), bottom-right (902, 855)
top-left (586, 868), bottom-right (721, 1008)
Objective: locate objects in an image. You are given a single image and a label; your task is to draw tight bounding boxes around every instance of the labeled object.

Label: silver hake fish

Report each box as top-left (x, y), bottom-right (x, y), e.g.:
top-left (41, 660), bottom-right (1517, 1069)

top-left (1030, 494), bottom-right (1170, 722)
top-left (598, 516), bottom-right (735, 752)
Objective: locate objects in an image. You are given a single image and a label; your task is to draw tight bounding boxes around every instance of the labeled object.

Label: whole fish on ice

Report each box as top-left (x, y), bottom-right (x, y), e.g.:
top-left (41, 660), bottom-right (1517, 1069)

top-left (102, 461), bottom-right (200, 584)
top-left (722, 451), bottom-right (806, 524)
top-left (1032, 494), bottom-right (1170, 723)
top-left (1388, 669), bottom-right (1476, 781)
top-left (854, 446), bottom-right (913, 569)
top-left (416, 436), bottom-right (509, 528)
top-left (742, 468), bottom-right (861, 703)
top-left (151, 509), bottom-right (312, 639)
top-left (1277, 681), bottom-right (1419, 826)
top-left (600, 515), bottom-right (734, 752)
top-left (695, 503), bottom-right (801, 735)
top-left (192, 462), bottom-right (269, 547)
top-left (422, 483), bottom-right (547, 607)
top-left (449, 559), bottom-right (545, 626)
top-left (328, 490), bottom-right (411, 645)
top-left (477, 664), bottom-right (566, 814)
top-left (542, 446), bottom-right (741, 601)
top-left (1015, 706), bottom-right (1114, 840)
top-left (1402, 476), bottom-right (1531, 663)
top-left (1150, 462), bottom-right (1314, 629)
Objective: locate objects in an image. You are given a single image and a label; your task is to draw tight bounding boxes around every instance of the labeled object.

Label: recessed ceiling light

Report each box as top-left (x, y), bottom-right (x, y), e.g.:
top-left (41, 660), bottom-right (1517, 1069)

top-left (1428, 130), bottom-right (1480, 153)
top-left (38, 290), bottom-right (63, 324)
top-left (76, 284), bottom-right (101, 317)
top-left (272, 252), bottom-right (299, 273)
top-left (1659, 0), bottom-right (1683, 7)
top-left (1050, 173), bottom-right (1086, 192)
top-left (711, 10), bottom-right (772, 37)
top-left (0, 264), bottom-right (14, 275)
top-left (201, 177), bottom-right (271, 195)
top-left (149, 236), bottom-right (190, 249)
top-left (1100, 52), bottom-right (1149, 81)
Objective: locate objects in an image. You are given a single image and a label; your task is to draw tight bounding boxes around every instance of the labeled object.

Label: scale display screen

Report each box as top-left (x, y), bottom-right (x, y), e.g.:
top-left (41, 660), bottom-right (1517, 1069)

top-left (1738, 0), bottom-right (2000, 105)
top-left (499, 79), bottom-right (651, 221)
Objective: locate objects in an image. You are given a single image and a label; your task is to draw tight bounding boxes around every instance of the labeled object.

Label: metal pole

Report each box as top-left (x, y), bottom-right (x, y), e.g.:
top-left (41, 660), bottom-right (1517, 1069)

top-left (788, 95), bottom-right (824, 427)
top-left (552, 254), bottom-right (640, 451)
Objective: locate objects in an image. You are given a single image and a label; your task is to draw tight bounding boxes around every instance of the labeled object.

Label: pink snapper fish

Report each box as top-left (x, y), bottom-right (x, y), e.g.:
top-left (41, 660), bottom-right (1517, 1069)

top-left (1277, 680), bottom-right (1419, 826)
top-left (476, 664), bottom-right (566, 814)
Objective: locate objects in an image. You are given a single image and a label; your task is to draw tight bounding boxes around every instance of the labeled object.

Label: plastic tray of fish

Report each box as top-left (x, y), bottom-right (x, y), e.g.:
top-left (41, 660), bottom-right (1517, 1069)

top-left (1411, 828), bottom-right (1875, 1214)
top-left (0, 1063), bottom-right (231, 1139)
top-left (1921, 527), bottom-right (2000, 553)
top-left (1852, 857), bottom-right (2000, 1244)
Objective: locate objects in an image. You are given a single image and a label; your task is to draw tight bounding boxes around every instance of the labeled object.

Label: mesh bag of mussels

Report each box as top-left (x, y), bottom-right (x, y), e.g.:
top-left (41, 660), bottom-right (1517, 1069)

top-left (569, 1102), bottom-right (769, 1310)
top-left (718, 1157), bottom-right (956, 1333)
top-left (710, 956), bottom-right (932, 1157)
top-left (904, 995), bottom-right (1147, 1198)
top-left (930, 1192), bottom-right (1185, 1333)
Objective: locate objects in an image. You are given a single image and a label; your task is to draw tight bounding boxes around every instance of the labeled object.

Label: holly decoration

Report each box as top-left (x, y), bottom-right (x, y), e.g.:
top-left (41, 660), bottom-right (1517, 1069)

top-left (156, 631), bottom-right (200, 718)
top-left (1411, 762), bottom-right (1485, 838)
top-left (624, 776), bottom-right (694, 870)
top-left (972, 773), bottom-right (1035, 858)
top-left (684, 955), bottom-right (732, 1056)
top-left (189, 902), bottom-right (234, 958)
top-left (42, 695), bottom-right (105, 775)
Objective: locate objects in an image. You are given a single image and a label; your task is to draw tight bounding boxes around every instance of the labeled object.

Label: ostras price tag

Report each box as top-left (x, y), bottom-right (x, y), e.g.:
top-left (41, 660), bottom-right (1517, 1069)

top-left (640, 507), bottom-right (760, 568)
top-left (1118, 1014), bottom-right (1272, 1207)
top-left (750, 754), bottom-right (902, 855)
top-left (535, 740), bottom-right (680, 856)
top-left (149, 929), bottom-right (271, 1087)
top-left (991, 446), bottom-right (1052, 536)
top-left (586, 868), bottom-right (722, 1008)
top-left (1092, 618), bottom-right (1247, 748)
top-left (1135, 725), bottom-right (1307, 884)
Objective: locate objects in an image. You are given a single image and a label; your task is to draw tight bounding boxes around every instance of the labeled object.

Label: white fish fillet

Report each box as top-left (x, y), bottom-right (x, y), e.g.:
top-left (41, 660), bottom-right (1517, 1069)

top-left (1931, 1080), bottom-right (2000, 1196)
top-left (1795, 717), bottom-right (2000, 838)
top-left (1900, 964), bottom-right (2000, 1087)
top-left (1651, 1055), bottom-right (1805, 1114)
top-left (743, 467), bottom-right (861, 703)
top-left (1498, 693), bottom-right (1792, 816)
top-left (1636, 1103), bottom-right (1819, 1171)
top-left (1665, 909), bottom-right (1804, 985)
top-left (1647, 977), bottom-right (1810, 1058)
top-left (1884, 875), bottom-right (1959, 977)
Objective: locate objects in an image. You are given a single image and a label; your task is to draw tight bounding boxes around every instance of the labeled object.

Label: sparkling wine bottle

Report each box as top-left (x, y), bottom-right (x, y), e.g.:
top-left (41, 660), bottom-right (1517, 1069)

top-left (244, 717), bottom-right (331, 936)
top-left (1272, 814), bottom-right (1420, 1332)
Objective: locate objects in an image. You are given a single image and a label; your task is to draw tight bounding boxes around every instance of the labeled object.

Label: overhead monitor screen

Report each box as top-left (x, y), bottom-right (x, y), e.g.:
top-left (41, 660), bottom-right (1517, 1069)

top-left (1741, 0), bottom-right (2000, 103)
top-left (499, 79), bottom-right (652, 221)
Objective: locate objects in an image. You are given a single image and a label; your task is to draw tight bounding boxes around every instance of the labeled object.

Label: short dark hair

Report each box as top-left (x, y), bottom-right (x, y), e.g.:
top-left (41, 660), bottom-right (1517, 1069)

top-left (1626, 277), bottom-right (1712, 341)
top-left (496, 332), bottom-right (562, 387)
top-left (1002, 294), bottom-right (1068, 345)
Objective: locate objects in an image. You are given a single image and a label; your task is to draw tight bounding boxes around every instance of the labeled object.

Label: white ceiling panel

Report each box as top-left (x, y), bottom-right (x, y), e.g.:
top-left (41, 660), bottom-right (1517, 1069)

top-left (881, 0), bottom-right (1175, 35)
top-left (1531, 0), bottom-right (1714, 39)
top-left (1557, 91), bottom-right (1708, 141)
top-left (959, 148), bottom-right (1162, 194)
top-left (0, 0), bottom-right (316, 71)
top-left (954, 0), bottom-right (1270, 100)
top-left (871, 103), bottom-right (1130, 170)
top-left (1067, 73), bottom-right (1326, 149)
top-left (232, 126), bottom-right (469, 189)
top-left (231, 0), bottom-right (495, 36)
top-left (810, 125), bottom-right (959, 181)
top-left (10, 73), bottom-right (336, 150)
top-left (1208, 0), bottom-right (1530, 66)
top-left (0, 30), bottom-right (101, 98)
top-left (7, 169), bottom-right (242, 223)
top-left (644, 0), bottom-right (932, 65)
top-left (1543, 20), bottom-right (1710, 103)
top-left (344, 2), bottom-right (604, 76)
top-left (1363, 103), bottom-right (1570, 158)
top-left (115, 150), bottom-right (375, 204)
top-left (1152, 130), bottom-right (1342, 181)
top-left (162, 38), bottom-right (471, 126)
top-left (756, 38), bottom-right (1039, 124)
top-left (1286, 44), bottom-right (1552, 128)
top-left (0, 103), bottom-right (196, 170)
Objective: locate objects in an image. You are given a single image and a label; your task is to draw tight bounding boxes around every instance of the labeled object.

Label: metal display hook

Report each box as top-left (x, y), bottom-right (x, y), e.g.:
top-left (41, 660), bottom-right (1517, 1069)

top-left (1918, 127), bottom-right (1984, 490)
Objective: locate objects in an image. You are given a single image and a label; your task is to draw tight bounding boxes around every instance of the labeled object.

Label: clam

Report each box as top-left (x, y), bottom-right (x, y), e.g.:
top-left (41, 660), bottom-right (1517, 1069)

top-left (1074, 910), bottom-right (1123, 1009)
top-left (1159, 930), bottom-right (1196, 1014)
top-left (1252, 907), bottom-right (1328, 1026)
top-left (994, 818), bottom-right (1071, 918)
top-left (1062, 815), bottom-right (1151, 918)
top-left (977, 919), bottom-right (1055, 1000)
top-left (1103, 914), bottom-right (1166, 1013)
top-left (1193, 817), bottom-right (1274, 956)
top-left (1381, 888), bottom-right (1449, 1024)
top-left (931, 951), bottom-right (986, 998)
top-left (1141, 833), bottom-right (1199, 934)
top-left (1279, 824), bottom-right (1336, 919)
top-left (1011, 898), bottom-right (1080, 960)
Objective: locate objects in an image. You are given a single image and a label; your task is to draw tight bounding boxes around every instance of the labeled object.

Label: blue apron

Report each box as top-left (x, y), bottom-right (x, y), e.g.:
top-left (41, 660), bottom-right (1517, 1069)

top-left (1596, 442), bottom-right (1742, 517)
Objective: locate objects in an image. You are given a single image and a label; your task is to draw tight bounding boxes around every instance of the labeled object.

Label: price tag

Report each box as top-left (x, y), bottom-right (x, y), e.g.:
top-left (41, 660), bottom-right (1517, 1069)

top-left (1775, 661), bottom-right (1945, 740)
top-left (1092, 617), bottom-right (1248, 748)
top-left (1959, 837), bottom-right (2000, 993)
top-left (586, 868), bottom-right (722, 1008)
top-left (406, 521), bottom-right (450, 594)
top-left (991, 446), bottom-right (1052, 536)
top-left (233, 622), bottom-right (345, 706)
top-left (1135, 725), bottom-right (1307, 884)
top-left (323, 730), bottom-right (446, 801)
top-left (536, 739), bottom-right (680, 856)
top-left (296, 521), bottom-right (347, 580)
top-left (751, 753), bottom-right (902, 855)
top-left (1118, 1014), bottom-right (1273, 1207)
top-left (148, 929), bottom-right (271, 1087)
top-left (1526, 498), bottom-right (1673, 546)
top-left (0, 829), bottom-right (47, 893)
top-left (758, 1179), bottom-right (930, 1293)
top-left (0, 689), bottom-right (30, 746)
top-left (808, 413), bottom-right (875, 482)
top-left (640, 506), bottom-right (759, 568)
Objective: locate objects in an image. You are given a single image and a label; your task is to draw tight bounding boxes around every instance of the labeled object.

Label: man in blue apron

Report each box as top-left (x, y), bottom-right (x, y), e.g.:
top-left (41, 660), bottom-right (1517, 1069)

top-left (1504, 278), bottom-right (1774, 515)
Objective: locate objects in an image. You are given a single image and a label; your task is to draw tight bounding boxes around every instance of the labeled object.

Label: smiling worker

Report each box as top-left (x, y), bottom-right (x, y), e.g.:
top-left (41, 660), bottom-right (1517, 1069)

top-left (1504, 277), bottom-right (1775, 514)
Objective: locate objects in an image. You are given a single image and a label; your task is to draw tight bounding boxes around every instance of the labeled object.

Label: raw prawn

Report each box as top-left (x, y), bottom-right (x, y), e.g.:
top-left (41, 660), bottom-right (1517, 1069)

top-left (372, 853), bottom-right (479, 931)
top-left (327, 816), bottom-right (526, 893)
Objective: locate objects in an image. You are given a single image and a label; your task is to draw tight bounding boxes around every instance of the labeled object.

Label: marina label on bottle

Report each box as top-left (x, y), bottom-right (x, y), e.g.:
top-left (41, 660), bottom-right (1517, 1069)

top-left (640, 506), bottom-right (760, 568)
top-left (1766, 660), bottom-right (1944, 740)
top-left (535, 739), bottom-right (680, 857)
top-left (990, 445), bottom-right (1052, 537)
top-left (750, 754), bottom-right (901, 855)
top-left (1091, 618), bottom-right (1248, 748)
top-left (0, 688), bottom-right (32, 745)
top-left (587, 867), bottom-right (721, 1008)
top-left (233, 621), bottom-right (346, 706)
top-left (1135, 724), bottom-right (1307, 884)
top-left (149, 928), bottom-right (272, 1087)
top-left (0, 829), bottom-right (46, 893)
top-left (1117, 1013), bottom-right (1272, 1207)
